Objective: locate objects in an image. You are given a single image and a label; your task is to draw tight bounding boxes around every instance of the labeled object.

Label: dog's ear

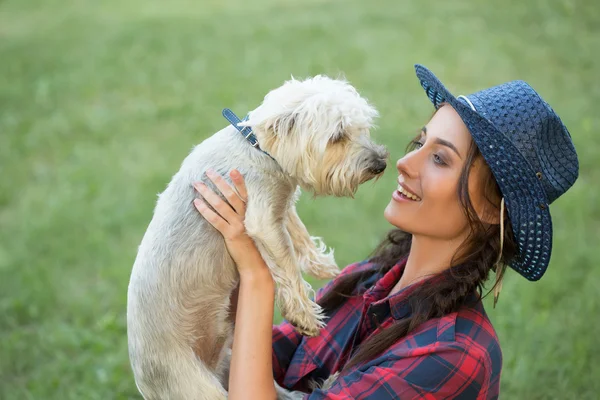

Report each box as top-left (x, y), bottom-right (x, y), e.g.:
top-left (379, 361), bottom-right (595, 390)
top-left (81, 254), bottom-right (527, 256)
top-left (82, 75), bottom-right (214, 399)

top-left (271, 113), bottom-right (296, 136)
top-left (328, 121), bottom-right (347, 143)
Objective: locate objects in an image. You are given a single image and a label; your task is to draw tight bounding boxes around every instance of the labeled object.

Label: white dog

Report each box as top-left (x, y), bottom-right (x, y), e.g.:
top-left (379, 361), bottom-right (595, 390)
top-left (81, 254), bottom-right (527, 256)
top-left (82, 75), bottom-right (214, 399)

top-left (127, 75), bottom-right (388, 399)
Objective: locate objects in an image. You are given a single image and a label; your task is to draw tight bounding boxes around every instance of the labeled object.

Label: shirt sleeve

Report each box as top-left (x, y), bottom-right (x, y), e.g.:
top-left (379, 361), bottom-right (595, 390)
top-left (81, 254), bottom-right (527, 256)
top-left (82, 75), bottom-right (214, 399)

top-left (272, 320), bottom-right (304, 384)
top-left (304, 344), bottom-right (489, 399)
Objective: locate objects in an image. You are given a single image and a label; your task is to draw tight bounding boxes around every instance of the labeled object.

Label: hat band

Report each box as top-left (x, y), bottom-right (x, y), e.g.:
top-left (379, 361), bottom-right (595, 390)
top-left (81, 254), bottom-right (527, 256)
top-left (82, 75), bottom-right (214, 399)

top-left (457, 95), bottom-right (477, 112)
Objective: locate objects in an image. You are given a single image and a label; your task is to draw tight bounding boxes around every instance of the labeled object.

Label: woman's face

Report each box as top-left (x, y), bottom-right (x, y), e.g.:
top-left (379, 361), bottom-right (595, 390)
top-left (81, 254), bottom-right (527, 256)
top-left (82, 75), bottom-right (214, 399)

top-left (384, 104), bottom-right (493, 241)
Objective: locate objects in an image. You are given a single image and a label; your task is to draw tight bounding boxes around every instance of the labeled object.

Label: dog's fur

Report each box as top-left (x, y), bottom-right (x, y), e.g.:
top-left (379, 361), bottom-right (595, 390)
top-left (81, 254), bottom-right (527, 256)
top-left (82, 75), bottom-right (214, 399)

top-left (127, 75), bottom-right (388, 399)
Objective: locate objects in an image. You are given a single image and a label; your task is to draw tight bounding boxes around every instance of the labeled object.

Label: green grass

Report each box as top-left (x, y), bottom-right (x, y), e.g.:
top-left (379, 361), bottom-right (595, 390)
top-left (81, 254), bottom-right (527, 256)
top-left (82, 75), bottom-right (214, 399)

top-left (1, 0), bottom-right (599, 398)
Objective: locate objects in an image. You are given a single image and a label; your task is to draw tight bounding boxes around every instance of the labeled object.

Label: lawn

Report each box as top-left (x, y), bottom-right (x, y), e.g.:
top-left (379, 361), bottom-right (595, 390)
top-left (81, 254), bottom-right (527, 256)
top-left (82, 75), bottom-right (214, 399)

top-left (1, 0), bottom-right (599, 398)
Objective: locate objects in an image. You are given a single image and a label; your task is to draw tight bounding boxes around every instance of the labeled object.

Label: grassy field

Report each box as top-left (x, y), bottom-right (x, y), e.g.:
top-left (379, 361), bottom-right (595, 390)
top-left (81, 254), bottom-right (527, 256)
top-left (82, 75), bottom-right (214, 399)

top-left (1, 0), bottom-right (599, 398)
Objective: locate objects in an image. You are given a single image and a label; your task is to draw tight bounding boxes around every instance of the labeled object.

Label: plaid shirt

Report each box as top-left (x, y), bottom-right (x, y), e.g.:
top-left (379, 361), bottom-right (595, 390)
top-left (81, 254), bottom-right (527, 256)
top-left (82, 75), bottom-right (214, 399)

top-left (272, 259), bottom-right (502, 399)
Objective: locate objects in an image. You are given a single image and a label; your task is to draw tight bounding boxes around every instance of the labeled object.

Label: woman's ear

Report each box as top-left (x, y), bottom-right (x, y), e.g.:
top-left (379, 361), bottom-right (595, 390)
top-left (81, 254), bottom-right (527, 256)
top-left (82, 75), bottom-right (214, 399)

top-left (470, 157), bottom-right (503, 225)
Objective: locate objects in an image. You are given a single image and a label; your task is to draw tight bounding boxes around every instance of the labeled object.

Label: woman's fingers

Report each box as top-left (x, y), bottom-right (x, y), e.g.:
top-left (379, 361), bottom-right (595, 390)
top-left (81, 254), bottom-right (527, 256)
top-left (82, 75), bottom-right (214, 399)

top-left (193, 197), bottom-right (229, 233)
top-left (206, 169), bottom-right (247, 215)
top-left (229, 169), bottom-right (248, 205)
top-left (193, 181), bottom-right (238, 224)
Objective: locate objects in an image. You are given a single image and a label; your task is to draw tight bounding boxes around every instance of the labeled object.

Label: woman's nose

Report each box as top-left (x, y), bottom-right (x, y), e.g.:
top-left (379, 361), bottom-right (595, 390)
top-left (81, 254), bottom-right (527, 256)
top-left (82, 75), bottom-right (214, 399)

top-left (396, 152), bottom-right (419, 179)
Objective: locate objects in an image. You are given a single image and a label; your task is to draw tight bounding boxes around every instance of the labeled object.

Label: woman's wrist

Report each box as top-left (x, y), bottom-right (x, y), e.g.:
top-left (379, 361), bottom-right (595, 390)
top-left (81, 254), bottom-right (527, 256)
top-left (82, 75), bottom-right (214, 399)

top-left (231, 238), bottom-right (273, 281)
top-left (238, 264), bottom-right (274, 288)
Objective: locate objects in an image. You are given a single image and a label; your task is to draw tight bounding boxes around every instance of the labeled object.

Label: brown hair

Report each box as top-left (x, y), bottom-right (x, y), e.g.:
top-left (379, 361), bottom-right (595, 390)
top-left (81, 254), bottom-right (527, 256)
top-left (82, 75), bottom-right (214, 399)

top-left (318, 130), bottom-right (518, 371)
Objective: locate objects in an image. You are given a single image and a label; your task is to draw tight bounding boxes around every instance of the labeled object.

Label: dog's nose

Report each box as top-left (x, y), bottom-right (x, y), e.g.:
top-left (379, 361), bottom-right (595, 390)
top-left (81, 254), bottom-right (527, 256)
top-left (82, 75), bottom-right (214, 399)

top-left (369, 159), bottom-right (387, 174)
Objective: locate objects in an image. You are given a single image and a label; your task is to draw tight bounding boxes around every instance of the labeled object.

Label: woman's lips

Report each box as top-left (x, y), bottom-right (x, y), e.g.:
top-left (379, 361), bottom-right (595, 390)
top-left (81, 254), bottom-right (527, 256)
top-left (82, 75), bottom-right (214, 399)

top-left (396, 183), bottom-right (421, 201)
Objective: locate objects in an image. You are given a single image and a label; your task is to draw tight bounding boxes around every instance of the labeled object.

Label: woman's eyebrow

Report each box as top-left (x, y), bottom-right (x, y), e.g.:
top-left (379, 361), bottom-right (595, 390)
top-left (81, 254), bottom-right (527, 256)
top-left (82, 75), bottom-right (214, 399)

top-left (421, 126), bottom-right (462, 159)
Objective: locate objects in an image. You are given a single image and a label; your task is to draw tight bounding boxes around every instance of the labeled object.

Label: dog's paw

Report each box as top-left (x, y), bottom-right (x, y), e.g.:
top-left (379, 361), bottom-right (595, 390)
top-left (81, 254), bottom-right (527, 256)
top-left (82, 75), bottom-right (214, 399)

top-left (304, 238), bottom-right (339, 279)
top-left (290, 319), bottom-right (324, 337)
top-left (282, 300), bottom-right (325, 337)
top-left (306, 257), bottom-right (339, 280)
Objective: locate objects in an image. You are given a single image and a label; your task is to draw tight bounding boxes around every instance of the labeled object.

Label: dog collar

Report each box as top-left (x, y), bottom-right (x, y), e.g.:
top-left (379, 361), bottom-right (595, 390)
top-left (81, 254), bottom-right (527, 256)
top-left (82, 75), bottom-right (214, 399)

top-left (222, 108), bottom-right (275, 160)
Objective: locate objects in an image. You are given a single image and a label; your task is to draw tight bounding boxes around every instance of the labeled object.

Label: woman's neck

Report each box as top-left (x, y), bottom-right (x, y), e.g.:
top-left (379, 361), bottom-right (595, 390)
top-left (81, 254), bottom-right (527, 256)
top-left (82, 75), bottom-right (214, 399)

top-left (390, 233), bottom-right (465, 295)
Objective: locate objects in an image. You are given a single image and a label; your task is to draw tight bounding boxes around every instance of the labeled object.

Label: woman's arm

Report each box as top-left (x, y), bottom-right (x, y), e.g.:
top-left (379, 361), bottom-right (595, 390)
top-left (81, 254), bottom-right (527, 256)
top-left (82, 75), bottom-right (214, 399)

top-left (229, 253), bottom-right (277, 399)
top-left (193, 169), bottom-right (277, 400)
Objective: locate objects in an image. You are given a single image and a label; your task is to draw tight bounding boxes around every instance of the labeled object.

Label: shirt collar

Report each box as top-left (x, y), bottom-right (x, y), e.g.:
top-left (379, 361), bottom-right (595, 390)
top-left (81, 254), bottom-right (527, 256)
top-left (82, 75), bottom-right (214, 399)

top-left (363, 258), bottom-right (450, 320)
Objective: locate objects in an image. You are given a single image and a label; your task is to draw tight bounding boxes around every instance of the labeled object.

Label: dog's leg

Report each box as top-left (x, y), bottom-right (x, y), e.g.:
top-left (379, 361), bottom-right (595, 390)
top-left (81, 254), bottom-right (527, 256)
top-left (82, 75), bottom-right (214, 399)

top-left (285, 208), bottom-right (339, 280)
top-left (284, 187), bottom-right (339, 280)
top-left (286, 210), bottom-right (339, 280)
top-left (245, 198), bottom-right (325, 336)
top-left (254, 231), bottom-right (325, 336)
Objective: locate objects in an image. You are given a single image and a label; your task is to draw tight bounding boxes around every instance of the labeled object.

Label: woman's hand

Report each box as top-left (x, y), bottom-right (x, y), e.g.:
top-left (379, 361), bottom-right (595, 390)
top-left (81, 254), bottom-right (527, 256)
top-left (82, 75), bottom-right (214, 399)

top-left (192, 168), bottom-right (269, 278)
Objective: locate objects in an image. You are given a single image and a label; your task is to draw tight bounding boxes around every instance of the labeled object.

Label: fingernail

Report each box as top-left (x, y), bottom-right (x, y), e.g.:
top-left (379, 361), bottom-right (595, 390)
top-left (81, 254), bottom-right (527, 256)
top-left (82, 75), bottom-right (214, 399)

top-left (193, 182), bottom-right (204, 191)
top-left (206, 168), bottom-right (215, 176)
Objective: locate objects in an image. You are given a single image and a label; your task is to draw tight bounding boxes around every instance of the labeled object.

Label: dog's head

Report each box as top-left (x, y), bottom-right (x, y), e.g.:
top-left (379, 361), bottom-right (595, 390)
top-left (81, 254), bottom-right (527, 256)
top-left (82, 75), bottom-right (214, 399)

top-left (240, 75), bottom-right (388, 197)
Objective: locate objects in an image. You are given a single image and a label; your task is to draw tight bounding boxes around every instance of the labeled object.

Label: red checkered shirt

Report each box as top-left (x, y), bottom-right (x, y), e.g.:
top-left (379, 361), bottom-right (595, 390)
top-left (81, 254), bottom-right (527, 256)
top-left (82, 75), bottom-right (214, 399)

top-left (272, 259), bottom-right (502, 399)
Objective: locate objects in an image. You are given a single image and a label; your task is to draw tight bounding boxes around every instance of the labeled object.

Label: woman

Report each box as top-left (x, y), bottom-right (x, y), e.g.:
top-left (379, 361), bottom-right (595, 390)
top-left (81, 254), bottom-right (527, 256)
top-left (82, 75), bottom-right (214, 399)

top-left (192, 65), bottom-right (579, 399)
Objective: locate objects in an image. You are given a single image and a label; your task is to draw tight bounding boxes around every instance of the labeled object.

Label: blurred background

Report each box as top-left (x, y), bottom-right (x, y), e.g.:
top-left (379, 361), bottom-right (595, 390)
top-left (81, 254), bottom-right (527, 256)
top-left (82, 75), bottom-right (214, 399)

top-left (1, 0), bottom-right (598, 398)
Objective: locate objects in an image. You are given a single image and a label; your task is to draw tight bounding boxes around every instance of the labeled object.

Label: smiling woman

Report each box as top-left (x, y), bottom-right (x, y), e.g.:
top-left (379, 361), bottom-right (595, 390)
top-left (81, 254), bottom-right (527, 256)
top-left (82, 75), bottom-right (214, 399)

top-left (192, 64), bottom-right (579, 399)
top-left (385, 105), bottom-right (505, 268)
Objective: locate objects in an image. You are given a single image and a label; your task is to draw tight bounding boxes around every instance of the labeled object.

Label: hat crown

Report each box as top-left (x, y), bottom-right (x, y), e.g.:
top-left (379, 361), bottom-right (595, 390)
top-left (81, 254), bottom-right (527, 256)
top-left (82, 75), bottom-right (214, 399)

top-left (465, 81), bottom-right (579, 204)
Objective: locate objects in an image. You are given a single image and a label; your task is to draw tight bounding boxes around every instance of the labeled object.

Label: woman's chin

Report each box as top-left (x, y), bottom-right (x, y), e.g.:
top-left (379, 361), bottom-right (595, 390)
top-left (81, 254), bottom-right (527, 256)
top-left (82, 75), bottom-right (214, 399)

top-left (384, 201), bottom-right (407, 229)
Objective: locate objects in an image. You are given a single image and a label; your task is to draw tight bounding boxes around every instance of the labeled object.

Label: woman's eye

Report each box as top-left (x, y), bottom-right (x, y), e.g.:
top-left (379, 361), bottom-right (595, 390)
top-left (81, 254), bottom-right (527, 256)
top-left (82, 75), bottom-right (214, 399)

top-left (433, 154), bottom-right (446, 165)
top-left (412, 140), bottom-right (424, 149)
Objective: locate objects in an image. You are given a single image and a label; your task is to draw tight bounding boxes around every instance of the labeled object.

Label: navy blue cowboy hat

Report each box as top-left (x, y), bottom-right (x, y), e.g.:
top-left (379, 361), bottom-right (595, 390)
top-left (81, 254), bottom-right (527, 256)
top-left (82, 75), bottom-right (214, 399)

top-left (414, 64), bottom-right (579, 281)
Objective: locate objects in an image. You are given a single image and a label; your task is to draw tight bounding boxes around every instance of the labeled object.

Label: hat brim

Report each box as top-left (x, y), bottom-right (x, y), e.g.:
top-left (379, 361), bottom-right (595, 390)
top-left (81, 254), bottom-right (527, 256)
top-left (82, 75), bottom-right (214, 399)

top-left (414, 64), bottom-right (553, 281)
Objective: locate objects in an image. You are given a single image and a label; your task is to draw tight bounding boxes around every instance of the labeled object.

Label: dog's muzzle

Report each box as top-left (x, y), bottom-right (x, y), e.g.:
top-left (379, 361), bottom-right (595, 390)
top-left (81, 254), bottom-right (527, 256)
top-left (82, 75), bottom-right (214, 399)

top-left (369, 158), bottom-right (387, 175)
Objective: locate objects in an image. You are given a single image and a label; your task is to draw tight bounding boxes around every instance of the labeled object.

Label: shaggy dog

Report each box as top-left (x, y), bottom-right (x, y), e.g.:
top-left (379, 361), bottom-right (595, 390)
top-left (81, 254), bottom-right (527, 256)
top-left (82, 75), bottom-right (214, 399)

top-left (127, 75), bottom-right (388, 399)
